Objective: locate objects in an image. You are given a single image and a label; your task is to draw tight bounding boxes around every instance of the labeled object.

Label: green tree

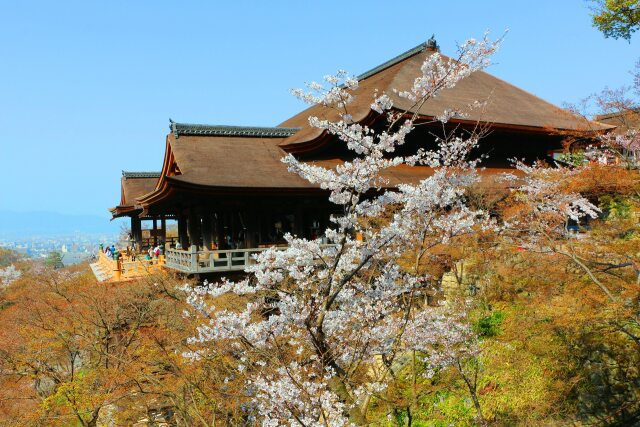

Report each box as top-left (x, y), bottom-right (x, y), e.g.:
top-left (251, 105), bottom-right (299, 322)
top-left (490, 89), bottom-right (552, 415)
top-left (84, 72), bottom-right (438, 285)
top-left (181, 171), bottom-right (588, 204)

top-left (45, 251), bottom-right (64, 269)
top-left (0, 248), bottom-right (21, 267)
top-left (590, 0), bottom-right (640, 40)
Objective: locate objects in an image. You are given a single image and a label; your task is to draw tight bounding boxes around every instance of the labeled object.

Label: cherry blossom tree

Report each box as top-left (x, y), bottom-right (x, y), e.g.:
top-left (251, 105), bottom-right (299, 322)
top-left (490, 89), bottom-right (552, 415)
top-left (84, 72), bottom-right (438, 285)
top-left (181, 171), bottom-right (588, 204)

top-left (185, 34), bottom-right (502, 426)
top-left (562, 59), bottom-right (640, 167)
top-left (525, 57), bottom-right (640, 304)
top-left (500, 162), bottom-right (608, 294)
top-left (0, 265), bottom-right (21, 290)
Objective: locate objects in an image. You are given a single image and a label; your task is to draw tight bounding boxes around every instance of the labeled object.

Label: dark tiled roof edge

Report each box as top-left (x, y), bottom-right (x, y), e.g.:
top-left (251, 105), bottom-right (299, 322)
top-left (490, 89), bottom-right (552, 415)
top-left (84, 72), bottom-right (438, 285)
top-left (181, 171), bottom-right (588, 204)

top-left (122, 171), bottom-right (162, 179)
top-left (357, 41), bottom-right (429, 81)
top-left (169, 120), bottom-right (300, 138)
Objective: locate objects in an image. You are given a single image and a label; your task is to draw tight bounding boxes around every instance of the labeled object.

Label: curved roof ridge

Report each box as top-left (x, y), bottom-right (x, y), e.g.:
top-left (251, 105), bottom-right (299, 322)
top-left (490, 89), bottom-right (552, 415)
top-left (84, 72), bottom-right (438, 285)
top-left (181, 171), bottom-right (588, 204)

top-left (357, 41), bottom-right (428, 81)
top-left (169, 120), bottom-right (300, 138)
top-left (122, 171), bottom-right (161, 179)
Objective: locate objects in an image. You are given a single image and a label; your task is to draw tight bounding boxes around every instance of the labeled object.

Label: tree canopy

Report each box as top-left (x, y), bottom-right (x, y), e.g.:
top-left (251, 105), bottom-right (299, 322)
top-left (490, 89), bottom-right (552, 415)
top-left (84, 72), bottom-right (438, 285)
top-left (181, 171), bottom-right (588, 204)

top-left (590, 0), bottom-right (640, 40)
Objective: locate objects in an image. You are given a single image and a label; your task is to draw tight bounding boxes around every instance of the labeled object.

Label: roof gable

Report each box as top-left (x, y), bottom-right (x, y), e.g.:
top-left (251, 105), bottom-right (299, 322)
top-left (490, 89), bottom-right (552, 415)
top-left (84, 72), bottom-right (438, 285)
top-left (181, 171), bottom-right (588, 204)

top-left (121, 174), bottom-right (160, 206)
top-left (165, 133), bottom-right (312, 189)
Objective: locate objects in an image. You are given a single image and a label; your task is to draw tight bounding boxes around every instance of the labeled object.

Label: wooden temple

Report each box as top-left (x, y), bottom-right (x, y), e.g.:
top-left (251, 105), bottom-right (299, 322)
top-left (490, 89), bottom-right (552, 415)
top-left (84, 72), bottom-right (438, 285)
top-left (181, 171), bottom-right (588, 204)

top-left (103, 39), bottom-right (609, 278)
top-left (108, 171), bottom-right (177, 249)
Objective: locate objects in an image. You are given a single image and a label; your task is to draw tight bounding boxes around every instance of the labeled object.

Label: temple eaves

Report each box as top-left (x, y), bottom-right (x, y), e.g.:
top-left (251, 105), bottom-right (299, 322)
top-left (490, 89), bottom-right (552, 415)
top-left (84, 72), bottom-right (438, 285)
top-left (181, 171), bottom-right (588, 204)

top-left (169, 120), bottom-right (300, 139)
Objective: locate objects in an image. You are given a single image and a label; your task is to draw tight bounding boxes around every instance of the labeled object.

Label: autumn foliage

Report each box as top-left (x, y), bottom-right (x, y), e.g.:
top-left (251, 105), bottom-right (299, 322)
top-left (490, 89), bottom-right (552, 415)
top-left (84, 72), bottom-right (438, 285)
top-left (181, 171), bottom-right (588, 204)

top-left (0, 267), bottom-right (249, 426)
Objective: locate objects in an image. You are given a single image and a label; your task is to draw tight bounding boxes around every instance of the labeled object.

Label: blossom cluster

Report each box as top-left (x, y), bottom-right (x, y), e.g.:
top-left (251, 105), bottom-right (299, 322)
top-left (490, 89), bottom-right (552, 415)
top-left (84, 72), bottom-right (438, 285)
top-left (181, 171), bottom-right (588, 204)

top-left (0, 264), bottom-right (21, 289)
top-left (600, 129), bottom-right (640, 167)
top-left (185, 34), bottom-right (503, 425)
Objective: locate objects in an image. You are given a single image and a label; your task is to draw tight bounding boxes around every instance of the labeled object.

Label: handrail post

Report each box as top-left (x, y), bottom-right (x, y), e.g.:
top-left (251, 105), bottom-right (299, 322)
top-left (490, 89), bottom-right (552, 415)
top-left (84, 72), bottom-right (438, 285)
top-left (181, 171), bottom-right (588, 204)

top-left (190, 245), bottom-right (198, 273)
top-left (115, 259), bottom-right (122, 281)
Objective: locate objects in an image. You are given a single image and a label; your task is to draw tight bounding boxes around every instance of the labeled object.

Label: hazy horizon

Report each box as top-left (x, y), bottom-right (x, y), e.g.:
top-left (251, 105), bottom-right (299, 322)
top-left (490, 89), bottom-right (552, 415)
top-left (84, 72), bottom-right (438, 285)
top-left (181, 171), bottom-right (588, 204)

top-left (0, 210), bottom-right (123, 238)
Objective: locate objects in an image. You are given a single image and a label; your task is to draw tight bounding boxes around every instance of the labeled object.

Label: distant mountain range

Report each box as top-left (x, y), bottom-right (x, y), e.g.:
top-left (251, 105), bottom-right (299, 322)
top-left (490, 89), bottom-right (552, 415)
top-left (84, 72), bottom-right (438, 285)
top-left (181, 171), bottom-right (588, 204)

top-left (0, 211), bottom-right (120, 237)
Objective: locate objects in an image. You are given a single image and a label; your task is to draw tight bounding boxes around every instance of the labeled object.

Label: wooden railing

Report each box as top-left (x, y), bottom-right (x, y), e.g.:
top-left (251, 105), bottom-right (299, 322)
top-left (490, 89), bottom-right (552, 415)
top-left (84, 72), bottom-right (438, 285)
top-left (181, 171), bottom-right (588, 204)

top-left (98, 244), bottom-right (335, 278)
top-left (165, 246), bottom-right (285, 274)
top-left (164, 245), bottom-right (335, 274)
top-left (97, 250), bottom-right (165, 281)
top-left (138, 236), bottom-right (179, 249)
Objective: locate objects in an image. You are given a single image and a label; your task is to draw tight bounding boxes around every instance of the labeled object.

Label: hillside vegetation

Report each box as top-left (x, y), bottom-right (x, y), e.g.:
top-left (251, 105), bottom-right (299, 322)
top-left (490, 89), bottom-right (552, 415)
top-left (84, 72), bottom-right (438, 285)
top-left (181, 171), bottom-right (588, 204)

top-left (0, 162), bottom-right (638, 426)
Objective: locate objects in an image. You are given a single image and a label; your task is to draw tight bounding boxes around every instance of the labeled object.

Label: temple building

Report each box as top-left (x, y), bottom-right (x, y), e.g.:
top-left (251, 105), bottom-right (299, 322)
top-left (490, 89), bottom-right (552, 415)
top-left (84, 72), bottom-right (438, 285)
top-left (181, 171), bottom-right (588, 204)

top-left (596, 108), bottom-right (640, 132)
top-left (104, 38), bottom-right (610, 277)
top-left (109, 171), bottom-right (160, 221)
top-left (109, 171), bottom-right (175, 248)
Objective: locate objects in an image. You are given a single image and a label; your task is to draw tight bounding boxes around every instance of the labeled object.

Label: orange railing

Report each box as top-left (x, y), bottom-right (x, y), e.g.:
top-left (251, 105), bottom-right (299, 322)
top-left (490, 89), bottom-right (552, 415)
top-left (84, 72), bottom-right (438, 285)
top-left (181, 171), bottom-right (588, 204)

top-left (97, 250), bottom-right (165, 281)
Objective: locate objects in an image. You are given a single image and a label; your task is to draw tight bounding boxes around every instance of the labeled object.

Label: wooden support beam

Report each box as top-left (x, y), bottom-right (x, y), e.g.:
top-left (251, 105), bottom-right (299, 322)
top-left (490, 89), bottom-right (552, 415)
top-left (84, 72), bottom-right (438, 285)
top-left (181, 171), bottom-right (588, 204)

top-left (131, 216), bottom-right (142, 251)
top-left (209, 213), bottom-right (217, 248)
top-left (244, 210), bottom-right (256, 248)
top-left (202, 212), bottom-right (212, 250)
top-left (223, 211), bottom-right (231, 247)
top-left (160, 216), bottom-right (167, 243)
top-left (153, 217), bottom-right (158, 247)
top-left (320, 207), bottom-right (329, 240)
top-left (178, 213), bottom-right (189, 249)
top-left (215, 211), bottom-right (223, 248)
top-left (188, 210), bottom-right (201, 249)
top-left (295, 205), bottom-right (304, 238)
top-left (230, 211), bottom-right (237, 248)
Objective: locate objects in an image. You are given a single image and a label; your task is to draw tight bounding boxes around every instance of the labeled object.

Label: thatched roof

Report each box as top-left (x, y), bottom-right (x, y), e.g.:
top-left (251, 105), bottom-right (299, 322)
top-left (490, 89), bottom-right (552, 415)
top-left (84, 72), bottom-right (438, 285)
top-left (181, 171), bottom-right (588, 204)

top-left (279, 41), bottom-right (609, 148)
top-left (595, 109), bottom-right (640, 132)
top-left (134, 40), bottom-right (609, 210)
top-left (120, 172), bottom-right (160, 205)
top-left (165, 133), bottom-right (312, 189)
top-left (137, 129), bottom-right (515, 208)
top-left (109, 172), bottom-right (160, 218)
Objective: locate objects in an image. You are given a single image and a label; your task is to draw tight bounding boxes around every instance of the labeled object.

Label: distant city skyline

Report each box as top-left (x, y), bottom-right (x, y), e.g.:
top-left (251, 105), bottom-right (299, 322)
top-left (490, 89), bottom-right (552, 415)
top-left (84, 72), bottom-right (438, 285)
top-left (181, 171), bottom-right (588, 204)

top-left (1, 0), bottom-right (637, 220)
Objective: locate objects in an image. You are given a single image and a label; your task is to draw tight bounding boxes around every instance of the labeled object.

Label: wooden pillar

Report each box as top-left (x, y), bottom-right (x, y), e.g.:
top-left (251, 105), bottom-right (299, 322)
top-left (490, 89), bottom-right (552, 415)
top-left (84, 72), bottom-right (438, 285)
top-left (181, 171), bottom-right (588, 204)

top-left (244, 210), bottom-right (256, 248)
top-left (263, 206), bottom-right (272, 243)
top-left (320, 207), bottom-right (329, 241)
top-left (256, 206), bottom-right (263, 245)
top-left (202, 212), bottom-right (212, 250)
top-left (160, 216), bottom-right (167, 243)
top-left (178, 213), bottom-right (189, 249)
top-left (215, 212), bottom-right (223, 247)
top-left (188, 210), bottom-right (201, 249)
top-left (140, 219), bottom-right (146, 249)
top-left (210, 212), bottom-right (216, 248)
top-left (129, 217), bottom-right (136, 246)
top-left (294, 205), bottom-right (304, 238)
top-left (152, 217), bottom-right (158, 247)
top-left (223, 211), bottom-right (231, 245)
top-left (132, 216), bottom-right (142, 251)
top-left (230, 211), bottom-right (238, 247)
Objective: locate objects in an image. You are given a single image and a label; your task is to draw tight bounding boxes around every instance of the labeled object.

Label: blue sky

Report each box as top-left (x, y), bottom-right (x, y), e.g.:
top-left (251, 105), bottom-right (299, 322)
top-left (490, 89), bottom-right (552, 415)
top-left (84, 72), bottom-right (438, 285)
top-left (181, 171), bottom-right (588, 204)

top-left (0, 0), bottom-right (637, 222)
